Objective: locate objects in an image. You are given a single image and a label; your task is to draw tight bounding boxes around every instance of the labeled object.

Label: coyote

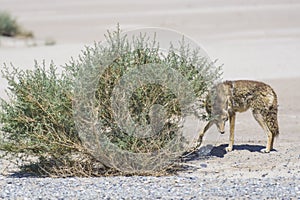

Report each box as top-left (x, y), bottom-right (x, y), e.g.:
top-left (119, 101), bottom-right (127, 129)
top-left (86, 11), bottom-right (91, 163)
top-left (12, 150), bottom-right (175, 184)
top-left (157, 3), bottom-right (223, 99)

top-left (197, 80), bottom-right (279, 153)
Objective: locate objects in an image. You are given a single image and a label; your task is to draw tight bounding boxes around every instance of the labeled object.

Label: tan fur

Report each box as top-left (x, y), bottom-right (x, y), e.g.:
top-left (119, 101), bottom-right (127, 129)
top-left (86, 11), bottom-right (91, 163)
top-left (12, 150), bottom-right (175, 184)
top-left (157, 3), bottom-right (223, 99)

top-left (197, 80), bottom-right (279, 153)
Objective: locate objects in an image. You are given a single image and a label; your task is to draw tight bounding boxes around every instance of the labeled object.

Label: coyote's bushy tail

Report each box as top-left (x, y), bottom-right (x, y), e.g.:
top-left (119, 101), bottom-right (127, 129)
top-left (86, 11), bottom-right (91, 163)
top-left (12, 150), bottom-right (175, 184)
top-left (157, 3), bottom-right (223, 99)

top-left (265, 94), bottom-right (279, 137)
top-left (267, 107), bottom-right (279, 137)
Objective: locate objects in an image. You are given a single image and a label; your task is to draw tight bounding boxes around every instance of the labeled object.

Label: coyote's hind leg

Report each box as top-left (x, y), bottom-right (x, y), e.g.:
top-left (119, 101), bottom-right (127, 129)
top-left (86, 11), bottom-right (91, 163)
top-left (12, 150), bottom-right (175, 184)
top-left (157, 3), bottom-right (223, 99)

top-left (252, 110), bottom-right (274, 153)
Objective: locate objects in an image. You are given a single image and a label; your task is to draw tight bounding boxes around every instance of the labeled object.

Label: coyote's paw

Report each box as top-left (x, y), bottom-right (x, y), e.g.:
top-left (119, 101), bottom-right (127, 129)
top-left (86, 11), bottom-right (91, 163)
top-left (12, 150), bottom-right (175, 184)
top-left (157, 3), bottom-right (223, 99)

top-left (225, 146), bottom-right (233, 152)
top-left (260, 148), bottom-right (270, 153)
top-left (194, 142), bottom-right (201, 150)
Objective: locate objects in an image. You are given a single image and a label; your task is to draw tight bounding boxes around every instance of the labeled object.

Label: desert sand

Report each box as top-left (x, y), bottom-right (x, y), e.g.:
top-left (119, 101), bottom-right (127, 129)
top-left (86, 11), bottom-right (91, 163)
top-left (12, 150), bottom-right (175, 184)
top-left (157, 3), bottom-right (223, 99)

top-left (0, 0), bottom-right (300, 198)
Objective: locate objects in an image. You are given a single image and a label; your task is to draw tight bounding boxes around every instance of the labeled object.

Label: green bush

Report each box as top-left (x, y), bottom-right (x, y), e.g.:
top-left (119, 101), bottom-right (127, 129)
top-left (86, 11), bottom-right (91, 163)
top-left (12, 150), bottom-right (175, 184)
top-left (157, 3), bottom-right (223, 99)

top-left (0, 27), bottom-right (222, 177)
top-left (0, 11), bottom-right (33, 37)
top-left (0, 63), bottom-right (101, 177)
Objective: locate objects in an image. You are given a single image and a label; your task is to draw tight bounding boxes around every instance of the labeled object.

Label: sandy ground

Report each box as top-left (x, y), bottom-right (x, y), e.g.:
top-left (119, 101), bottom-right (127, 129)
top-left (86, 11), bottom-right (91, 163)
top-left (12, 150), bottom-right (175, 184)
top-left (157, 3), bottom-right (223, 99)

top-left (0, 0), bottom-right (300, 184)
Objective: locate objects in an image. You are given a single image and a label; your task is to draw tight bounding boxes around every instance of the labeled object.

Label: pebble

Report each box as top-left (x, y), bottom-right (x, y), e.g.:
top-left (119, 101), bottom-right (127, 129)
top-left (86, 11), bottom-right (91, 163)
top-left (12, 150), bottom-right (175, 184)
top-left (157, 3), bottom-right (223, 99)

top-left (0, 176), bottom-right (299, 199)
top-left (200, 163), bottom-right (207, 168)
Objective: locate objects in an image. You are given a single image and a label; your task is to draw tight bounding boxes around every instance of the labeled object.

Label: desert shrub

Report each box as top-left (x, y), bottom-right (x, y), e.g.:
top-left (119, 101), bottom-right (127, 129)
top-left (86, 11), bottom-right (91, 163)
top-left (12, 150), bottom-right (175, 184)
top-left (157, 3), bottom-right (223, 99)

top-left (0, 11), bottom-right (19, 37)
top-left (0, 11), bottom-right (33, 37)
top-left (0, 26), bottom-right (222, 177)
top-left (0, 62), bottom-right (106, 177)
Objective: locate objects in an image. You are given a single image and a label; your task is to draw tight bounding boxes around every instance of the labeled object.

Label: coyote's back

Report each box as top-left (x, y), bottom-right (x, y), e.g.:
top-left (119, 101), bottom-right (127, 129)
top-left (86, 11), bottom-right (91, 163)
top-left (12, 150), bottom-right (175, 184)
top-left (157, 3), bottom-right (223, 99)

top-left (227, 80), bottom-right (279, 137)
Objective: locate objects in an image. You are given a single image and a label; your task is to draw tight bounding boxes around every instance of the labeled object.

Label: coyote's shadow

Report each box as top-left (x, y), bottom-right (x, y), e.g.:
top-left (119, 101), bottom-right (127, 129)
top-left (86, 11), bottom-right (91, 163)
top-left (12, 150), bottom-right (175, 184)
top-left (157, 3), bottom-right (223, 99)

top-left (210, 144), bottom-right (268, 158)
top-left (182, 144), bottom-right (270, 161)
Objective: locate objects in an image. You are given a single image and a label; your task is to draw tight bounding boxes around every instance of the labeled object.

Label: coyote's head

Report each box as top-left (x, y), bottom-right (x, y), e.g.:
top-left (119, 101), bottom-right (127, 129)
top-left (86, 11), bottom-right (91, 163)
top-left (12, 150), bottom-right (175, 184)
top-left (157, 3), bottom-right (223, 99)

top-left (206, 83), bottom-right (230, 134)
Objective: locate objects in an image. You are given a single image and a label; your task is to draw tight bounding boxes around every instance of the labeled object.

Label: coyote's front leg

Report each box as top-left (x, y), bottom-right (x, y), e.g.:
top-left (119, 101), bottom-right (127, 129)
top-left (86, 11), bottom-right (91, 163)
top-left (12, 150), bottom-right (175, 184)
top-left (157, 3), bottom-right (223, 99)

top-left (196, 121), bottom-right (214, 149)
top-left (225, 113), bottom-right (236, 152)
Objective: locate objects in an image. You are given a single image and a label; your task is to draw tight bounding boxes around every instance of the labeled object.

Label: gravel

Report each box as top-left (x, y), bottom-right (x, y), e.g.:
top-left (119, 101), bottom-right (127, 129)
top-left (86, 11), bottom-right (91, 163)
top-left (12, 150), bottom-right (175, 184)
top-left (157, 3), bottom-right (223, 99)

top-left (0, 175), bottom-right (299, 199)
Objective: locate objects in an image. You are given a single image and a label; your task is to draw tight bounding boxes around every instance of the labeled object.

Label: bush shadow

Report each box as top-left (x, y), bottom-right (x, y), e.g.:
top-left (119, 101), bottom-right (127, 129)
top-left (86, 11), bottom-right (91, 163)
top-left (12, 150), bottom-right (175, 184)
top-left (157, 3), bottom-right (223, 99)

top-left (8, 171), bottom-right (39, 178)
